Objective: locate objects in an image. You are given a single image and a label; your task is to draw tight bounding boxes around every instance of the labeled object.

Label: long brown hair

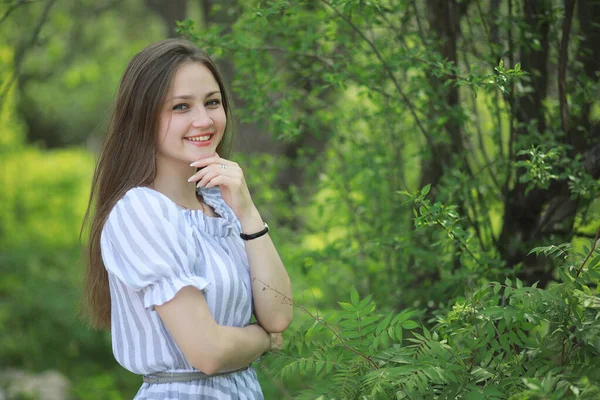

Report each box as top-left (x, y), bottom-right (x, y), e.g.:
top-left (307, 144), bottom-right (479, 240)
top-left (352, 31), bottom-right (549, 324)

top-left (81, 39), bottom-right (234, 329)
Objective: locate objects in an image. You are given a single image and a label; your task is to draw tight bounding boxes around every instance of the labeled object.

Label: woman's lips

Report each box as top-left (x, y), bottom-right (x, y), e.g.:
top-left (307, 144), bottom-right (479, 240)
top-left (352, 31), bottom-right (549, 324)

top-left (184, 134), bottom-right (214, 147)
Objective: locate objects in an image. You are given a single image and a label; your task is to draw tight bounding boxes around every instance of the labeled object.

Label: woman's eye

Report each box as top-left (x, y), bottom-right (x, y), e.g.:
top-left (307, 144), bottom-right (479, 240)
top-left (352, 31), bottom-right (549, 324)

top-left (172, 103), bottom-right (189, 111)
top-left (206, 99), bottom-right (221, 107)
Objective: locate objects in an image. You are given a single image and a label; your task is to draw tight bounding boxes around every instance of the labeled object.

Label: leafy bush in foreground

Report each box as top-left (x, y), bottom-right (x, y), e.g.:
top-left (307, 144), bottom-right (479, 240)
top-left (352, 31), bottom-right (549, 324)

top-left (265, 190), bottom-right (600, 399)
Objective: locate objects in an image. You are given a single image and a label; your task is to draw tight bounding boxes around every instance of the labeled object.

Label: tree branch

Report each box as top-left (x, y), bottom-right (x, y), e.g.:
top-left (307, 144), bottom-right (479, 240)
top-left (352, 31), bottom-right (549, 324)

top-left (0, 0), bottom-right (56, 111)
top-left (318, 0), bottom-right (438, 157)
top-left (0, 0), bottom-right (31, 25)
top-left (559, 0), bottom-right (576, 139)
top-left (576, 226), bottom-right (600, 277)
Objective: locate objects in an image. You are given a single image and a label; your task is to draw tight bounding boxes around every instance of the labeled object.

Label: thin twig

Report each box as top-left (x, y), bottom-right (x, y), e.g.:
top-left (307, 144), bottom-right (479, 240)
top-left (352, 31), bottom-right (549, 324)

top-left (411, 0), bottom-right (425, 40)
top-left (576, 226), bottom-right (600, 277)
top-left (318, 0), bottom-right (438, 157)
top-left (254, 278), bottom-right (380, 370)
top-left (254, 46), bottom-right (335, 68)
top-left (466, 280), bottom-right (482, 372)
top-left (474, 0), bottom-right (493, 52)
top-left (375, 4), bottom-right (410, 47)
top-left (417, 201), bottom-right (483, 266)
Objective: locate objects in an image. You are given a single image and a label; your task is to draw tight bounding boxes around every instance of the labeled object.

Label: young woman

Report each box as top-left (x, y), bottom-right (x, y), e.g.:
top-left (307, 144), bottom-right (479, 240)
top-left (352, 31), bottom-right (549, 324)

top-left (82, 38), bottom-right (293, 399)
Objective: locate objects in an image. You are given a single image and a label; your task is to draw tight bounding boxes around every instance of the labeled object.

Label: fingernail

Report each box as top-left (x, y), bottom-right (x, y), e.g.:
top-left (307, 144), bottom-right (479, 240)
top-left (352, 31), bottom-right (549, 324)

top-left (196, 182), bottom-right (202, 188)
top-left (187, 176), bottom-right (194, 182)
top-left (190, 162), bottom-right (197, 167)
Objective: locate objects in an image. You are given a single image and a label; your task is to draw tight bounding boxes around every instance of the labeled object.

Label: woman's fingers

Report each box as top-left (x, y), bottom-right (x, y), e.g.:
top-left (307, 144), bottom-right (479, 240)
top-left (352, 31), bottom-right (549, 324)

top-left (190, 156), bottom-right (238, 169)
top-left (204, 174), bottom-right (237, 189)
top-left (190, 156), bottom-right (219, 168)
top-left (196, 167), bottom-right (225, 188)
top-left (187, 156), bottom-right (254, 219)
top-left (188, 157), bottom-right (240, 182)
top-left (188, 162), bottom-right (235, 183)
top-left (195, 169), bottom-right (216, 187)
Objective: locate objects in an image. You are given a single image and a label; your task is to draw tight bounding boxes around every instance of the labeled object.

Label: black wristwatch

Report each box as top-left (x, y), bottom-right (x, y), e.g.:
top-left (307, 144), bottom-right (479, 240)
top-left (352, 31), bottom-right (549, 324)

top-left (240, 222), bottom-right (269, 241)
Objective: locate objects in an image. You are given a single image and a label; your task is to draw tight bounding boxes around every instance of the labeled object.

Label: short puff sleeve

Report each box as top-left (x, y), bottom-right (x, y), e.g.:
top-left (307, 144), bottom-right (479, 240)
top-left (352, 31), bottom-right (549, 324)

top-left (100, 188), bottom-right (209, 310)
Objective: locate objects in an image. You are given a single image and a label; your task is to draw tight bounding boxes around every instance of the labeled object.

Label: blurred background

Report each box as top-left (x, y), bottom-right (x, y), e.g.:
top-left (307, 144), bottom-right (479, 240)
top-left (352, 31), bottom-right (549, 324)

top-left (1, 0), bottom-right (599, 398)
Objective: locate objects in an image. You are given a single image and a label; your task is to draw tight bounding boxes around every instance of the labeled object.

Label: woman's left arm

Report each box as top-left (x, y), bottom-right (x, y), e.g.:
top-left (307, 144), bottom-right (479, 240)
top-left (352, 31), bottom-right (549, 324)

top-left (238, 209), bottom-right (293, 333)
top-left (190, 155), bottom-right (293, 333)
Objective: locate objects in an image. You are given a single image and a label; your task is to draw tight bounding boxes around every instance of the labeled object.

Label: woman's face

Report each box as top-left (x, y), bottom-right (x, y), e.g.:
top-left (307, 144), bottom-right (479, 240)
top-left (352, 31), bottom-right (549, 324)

top-left (156, 62), bottom-right (226, 168)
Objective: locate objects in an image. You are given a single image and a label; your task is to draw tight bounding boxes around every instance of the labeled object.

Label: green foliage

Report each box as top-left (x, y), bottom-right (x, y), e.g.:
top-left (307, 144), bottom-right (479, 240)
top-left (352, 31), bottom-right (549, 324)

top-left (176, 2), bottom-right (600, 396)
top-left (176, 0), bottom-right (599, 314)
top-left (516, 143), bottom-right (599, 200)
top-left (0, 69), bottom-right (139, 396)
top-left (1, 0), bottom-right (165, 146)
top-left (2, 0), bottom-right (599, 398)
top-left (265, 197), bottom-right (600, 398)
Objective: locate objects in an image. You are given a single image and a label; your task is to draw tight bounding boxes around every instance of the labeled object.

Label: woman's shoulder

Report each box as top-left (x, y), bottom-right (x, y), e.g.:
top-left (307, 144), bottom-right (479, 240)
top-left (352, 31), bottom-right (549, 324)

top-left (109, 186), bottom-right (183, 224)
top-left (102, 186), bottom-right (191, 251)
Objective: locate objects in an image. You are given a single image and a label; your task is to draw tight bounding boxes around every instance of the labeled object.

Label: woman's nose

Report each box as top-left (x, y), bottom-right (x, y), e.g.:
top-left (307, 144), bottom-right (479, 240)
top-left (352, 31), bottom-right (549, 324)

top-left (191, 106), bottom-right (213, 129)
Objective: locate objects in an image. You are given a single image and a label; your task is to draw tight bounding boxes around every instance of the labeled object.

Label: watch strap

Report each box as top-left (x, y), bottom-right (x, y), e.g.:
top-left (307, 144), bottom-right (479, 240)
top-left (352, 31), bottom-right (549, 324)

top-left (240, 222), bottom-right (269, 241)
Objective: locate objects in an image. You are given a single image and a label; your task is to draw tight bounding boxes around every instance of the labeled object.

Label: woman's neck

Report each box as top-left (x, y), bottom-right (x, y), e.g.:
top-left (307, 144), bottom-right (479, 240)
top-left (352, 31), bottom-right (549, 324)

top-left (151, 161), bottom-right (202, 210)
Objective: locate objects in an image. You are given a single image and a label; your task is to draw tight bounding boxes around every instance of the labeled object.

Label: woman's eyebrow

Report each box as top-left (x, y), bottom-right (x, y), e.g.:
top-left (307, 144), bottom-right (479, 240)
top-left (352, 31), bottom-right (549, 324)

top-left (170, 91), bottom-right (221, 101)
top-left (204, 90), bottom-right (221, 98)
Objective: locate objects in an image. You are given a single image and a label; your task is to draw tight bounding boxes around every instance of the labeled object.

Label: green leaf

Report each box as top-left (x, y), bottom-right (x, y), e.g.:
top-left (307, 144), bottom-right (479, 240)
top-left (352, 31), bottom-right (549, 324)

top-left (350, 287), bottom-right (359, 307)
top-left (395, 326), bottom-right (403, 343)
top-left (492, 282), bottom-right (501, 294)
top-left (498, 319), bottom-right (506, 334)
top-left (341, 330), bottom-right (362, 340)
top-left (483, 385), bottom-right (504, 397)
top-left (392, 310), bottom-right (416, 326)
top-left (499, 334), bottom-right (511, 353)
top-left (376, 313), bottom-right (394, 336)
top-left (421, 184), bottom-right (431, 196)
top-left (358, 302), bottom-right (377, 317)
top-left (485, 322), bottom-right (495, 341)
top-left (338, 301), bottom-right (356, 312)
top-left (387, 326), bottom-right (396, 340)
top-left (401, 320), bottom-right (419, 329)
top-left (361, 315), bottom-right (382, 327)
top-left (464, 389), bottom-right (485, 400)
top-left (358, 294), bottom-right (374, 310)
top-left (509, 330), bottom-right (523, 347)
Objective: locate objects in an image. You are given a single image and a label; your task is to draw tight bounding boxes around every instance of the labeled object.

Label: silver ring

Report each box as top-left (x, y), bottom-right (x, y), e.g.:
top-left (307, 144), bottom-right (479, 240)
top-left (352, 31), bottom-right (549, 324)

top-left (221, 164), bottom-right (227, 169)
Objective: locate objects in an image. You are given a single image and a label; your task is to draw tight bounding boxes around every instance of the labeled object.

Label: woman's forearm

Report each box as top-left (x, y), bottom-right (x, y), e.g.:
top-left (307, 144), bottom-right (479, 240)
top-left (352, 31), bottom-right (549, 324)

top-left (240, 208), bottom-right (293, 333)
top-left (157, 286), bottom-right (271, 375)
top-left (214, 324), bottom-right (270, 373)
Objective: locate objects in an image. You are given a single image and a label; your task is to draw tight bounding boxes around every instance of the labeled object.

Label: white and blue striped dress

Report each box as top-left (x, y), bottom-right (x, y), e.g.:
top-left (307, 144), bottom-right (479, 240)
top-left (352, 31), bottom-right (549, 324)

top-left (100, 186), bottom-right (264, 399)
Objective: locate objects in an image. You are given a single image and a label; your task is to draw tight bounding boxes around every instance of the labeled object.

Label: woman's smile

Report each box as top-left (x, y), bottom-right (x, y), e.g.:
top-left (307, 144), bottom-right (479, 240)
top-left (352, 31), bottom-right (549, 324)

top-left (184, 133), bottom-right (215, 146)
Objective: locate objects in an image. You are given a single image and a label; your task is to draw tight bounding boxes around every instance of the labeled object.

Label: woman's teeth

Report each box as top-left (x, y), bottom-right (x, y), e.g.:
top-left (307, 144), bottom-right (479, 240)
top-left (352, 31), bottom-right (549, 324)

top-left (185, 135), bottom-right (211, 142)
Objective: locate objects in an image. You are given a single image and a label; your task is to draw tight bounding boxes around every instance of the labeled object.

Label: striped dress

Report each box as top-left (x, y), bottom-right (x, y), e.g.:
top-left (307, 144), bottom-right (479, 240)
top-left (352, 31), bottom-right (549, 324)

top-left (100, 186), bottom-right (264, 399)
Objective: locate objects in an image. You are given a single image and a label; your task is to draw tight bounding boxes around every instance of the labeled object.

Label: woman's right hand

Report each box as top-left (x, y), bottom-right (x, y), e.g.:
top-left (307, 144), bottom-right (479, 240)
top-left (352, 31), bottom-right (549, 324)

top-left (247, 323), bottom-right (280, 354)
top-left (268, 332), bottom-right (283, 351)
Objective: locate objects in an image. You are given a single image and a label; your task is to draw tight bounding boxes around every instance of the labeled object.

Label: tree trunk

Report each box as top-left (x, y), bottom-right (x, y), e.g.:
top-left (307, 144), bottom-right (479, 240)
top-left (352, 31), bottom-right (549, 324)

top-left (420, 0), bottom-right (468, 192)
top-left (498, 0), bottom-right (600, 286)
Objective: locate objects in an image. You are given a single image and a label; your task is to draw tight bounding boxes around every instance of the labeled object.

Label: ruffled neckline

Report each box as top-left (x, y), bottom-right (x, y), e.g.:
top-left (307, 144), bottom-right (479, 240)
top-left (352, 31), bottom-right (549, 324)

top-left (135, 186), bottom-right (239, 238)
